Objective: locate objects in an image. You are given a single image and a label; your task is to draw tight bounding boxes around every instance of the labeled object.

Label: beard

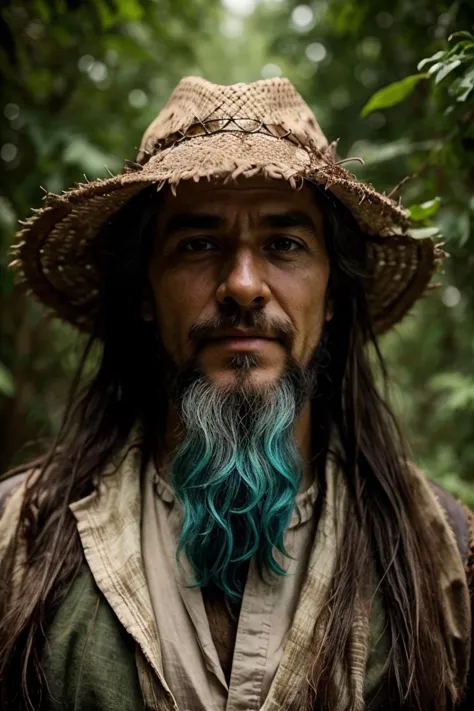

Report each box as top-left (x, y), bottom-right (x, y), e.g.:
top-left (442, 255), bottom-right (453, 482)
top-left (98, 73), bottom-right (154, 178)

top-left (167, 352), bottom-right (319, 601)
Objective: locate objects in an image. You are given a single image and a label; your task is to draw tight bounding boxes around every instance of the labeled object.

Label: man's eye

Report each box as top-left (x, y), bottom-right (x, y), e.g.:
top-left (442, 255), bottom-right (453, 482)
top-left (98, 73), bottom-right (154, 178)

top-left (267, 237), bottom-right (304, 252)
top-left (182, 238), bottom-right (218, 252)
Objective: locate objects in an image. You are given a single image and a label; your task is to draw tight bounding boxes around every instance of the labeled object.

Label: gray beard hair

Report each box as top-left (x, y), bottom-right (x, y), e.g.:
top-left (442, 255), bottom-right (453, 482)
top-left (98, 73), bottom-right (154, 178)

top-left (167, 356), bottom-right (318, 599)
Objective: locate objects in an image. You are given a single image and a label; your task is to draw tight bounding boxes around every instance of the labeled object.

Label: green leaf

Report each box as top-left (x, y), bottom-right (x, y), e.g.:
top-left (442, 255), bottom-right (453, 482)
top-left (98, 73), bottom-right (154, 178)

top-left (456, 68), bottom-right (474, 102)
top-left (448, 31), bottom-right (474, 42)
top-left (407, 226), bottom-right (441, 239)
top-left (33, 0), bottom-right (51, 23)
top-left (428, 62), bottom-right (443, 75)
top-left (117, 0), bottom-right (144, 22)
top-left (417, 51), bottom-right (445, 70)
top-left (431, 373), bottom-right (474, 411)
top-left (361, 74), bottom-right (429, 117)
top-left (96, 0), bottom-right (116, 29)
top-left (448, 40), bottom-right (474, 56)
top-left (408, 197), bottom-right (441, 221)
top-left (435, 59), bottom-right (462, 84)
top-left (0, 363), bottom-right (14, 398)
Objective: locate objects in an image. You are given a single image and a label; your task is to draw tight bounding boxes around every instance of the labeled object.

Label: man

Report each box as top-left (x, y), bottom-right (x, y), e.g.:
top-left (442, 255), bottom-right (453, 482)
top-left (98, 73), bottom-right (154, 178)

top-left (0, 77), bottom-right (472, 711)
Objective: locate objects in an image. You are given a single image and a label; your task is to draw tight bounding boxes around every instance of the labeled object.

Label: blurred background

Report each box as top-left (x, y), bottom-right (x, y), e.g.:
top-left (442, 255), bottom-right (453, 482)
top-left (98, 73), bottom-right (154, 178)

top-left (1, 0), bottom-right (473, 505)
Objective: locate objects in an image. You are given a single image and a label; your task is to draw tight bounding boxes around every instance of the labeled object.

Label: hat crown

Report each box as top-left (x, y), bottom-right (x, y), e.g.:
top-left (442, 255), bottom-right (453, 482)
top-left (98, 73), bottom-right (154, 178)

top-left (137, 76), bottom-right (329, 163)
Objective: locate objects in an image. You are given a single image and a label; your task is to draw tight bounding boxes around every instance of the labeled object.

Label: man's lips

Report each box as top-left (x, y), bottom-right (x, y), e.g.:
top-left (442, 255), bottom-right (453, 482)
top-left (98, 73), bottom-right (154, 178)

top-left (207, 337), bottom-right (279, 352)
top-left (209, 328), bottom-right (279, 340)
top-left (206, 330), bottom-right (281, 351)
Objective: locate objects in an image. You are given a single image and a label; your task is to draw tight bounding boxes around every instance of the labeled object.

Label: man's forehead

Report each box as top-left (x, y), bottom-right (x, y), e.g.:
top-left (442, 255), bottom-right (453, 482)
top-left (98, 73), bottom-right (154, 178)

top-left (159, 176), bottom-right (319, 214)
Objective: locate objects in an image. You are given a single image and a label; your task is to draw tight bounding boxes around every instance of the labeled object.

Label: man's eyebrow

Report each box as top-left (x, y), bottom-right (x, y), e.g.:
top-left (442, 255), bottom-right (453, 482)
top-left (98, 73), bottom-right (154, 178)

top-left (164, 213), bottom-right (223, 235)
top-left (260, 211), bottom-right (318, 232)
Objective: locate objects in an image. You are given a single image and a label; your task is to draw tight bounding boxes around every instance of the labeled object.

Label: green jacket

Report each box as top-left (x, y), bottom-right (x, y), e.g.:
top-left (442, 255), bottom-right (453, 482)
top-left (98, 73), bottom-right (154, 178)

top-left (42, 563), bottom-right (396, 710)
top-left (43, 566), bottom-right (144, 711)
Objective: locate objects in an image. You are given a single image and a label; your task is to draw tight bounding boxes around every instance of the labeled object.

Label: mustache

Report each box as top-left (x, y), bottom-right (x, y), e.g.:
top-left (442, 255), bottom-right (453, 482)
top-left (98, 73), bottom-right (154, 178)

top-left (188, 308), bottom-right (296, 353)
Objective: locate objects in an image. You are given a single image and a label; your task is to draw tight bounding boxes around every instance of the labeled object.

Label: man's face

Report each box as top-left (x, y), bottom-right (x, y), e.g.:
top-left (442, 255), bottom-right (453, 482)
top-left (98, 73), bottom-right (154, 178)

top-left (147, 177), bottom-right (332, 390)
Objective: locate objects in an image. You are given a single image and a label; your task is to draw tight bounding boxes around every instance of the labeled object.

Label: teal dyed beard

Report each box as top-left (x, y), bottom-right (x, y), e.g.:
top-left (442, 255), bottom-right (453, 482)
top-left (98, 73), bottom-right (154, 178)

top-left (169, 358), bottom-right (315, 600)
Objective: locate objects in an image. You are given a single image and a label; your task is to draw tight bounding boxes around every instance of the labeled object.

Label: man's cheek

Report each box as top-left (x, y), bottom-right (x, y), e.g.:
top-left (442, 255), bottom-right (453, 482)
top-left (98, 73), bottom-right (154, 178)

top-left (164, 315), bottom-right (196, 364)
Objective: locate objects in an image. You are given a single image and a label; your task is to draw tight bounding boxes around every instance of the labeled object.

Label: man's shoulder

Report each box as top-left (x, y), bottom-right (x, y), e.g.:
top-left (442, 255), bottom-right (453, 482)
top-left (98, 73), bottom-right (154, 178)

top-left (427, 480), bottom-right (474, 593)
top-left (428, 480), bottom-right (473, 566)
top-left (0, 471), bottom-right (29, 517)
top-left (0, 469), bottom-right (33, 566)
top-left (0, 468), bottom-right (42, 550)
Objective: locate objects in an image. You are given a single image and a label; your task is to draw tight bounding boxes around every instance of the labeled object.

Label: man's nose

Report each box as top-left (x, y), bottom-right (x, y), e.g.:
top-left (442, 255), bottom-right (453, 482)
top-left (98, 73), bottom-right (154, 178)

top-left (216, 249), bottom-right (271, 309)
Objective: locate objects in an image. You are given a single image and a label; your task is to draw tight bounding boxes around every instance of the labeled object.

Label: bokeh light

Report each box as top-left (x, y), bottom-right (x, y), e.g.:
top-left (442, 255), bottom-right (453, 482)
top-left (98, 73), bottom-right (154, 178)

top-left (221, 0), bottom-right (257, 16)
top-left (88, 61), bottom-right (108, 83)
top-left (128, 89), bottom-right (148, 108)
top-left (376, 12), bottom-right (393, 29)
top-left (77, 55), bottom-right (95, 73)
top-left (290, 5), bottom-right (314, 32)
top-left (442, 286), bottom-right (461, 308)
top-left (220, 16), bottom-right (244, 38)
top-left (4, 104), bottom-right (20, 121)
top-left (261, 63), bottom-right (283, 79)
top-left (1, 144), bottom-right (18, 162)
top-left (305, 42), bottom-right (327, 63)
top-left (357, 36), bottom-right (381, 60)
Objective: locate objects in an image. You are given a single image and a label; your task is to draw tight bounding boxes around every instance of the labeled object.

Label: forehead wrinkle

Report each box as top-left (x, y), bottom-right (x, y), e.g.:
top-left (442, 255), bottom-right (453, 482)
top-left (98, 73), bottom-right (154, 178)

top-left (174, 177), bottom-right (297, 197)
top-left (166, 201), bottom-right (257, 236)
top-left (221, 206), bottom-right (322, 244)
top-left (173, 195), bottom-right (316, 232)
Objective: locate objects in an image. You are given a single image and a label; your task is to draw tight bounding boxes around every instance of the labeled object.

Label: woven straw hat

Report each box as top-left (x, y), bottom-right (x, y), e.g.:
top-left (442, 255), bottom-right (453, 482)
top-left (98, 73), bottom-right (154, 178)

top-left (10, 76), bottom-right (444, 334)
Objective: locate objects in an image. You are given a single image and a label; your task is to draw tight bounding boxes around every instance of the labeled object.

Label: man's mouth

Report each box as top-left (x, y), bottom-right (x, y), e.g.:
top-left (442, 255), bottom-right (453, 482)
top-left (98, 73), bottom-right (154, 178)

top-left (207, 329), bottom-right (281, 351)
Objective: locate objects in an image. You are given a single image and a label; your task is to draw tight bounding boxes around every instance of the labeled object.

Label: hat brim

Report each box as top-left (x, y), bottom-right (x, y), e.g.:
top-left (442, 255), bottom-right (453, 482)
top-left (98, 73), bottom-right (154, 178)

top-left (10, 132), bottom-right (441, 334)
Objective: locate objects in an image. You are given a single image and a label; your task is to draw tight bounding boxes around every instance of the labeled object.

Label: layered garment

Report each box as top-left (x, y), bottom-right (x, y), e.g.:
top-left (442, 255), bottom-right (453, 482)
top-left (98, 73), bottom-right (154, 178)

top-left (0, 439), bottom-right (471, 710)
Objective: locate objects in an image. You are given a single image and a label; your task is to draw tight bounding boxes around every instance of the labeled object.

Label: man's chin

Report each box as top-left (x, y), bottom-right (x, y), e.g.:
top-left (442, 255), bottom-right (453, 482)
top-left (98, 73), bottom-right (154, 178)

top-left (205, 365), bottom-right (284, 392)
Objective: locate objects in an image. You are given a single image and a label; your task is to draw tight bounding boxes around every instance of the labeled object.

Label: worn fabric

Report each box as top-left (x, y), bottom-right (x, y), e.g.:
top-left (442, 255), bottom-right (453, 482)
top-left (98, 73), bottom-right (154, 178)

top-left (34, 563), bottom-right (384, 711)
top-left (0, 441), bottom-right (471, 710)
top-left (262, 461), bottom-right (369, 711)
top-left (141, 459), bottom-right (319, 711)
top-left (201, 585), bottom-right (241, 683)
top-left (10, 76), bottom-right (444, 337)
top-left (41, 565), bottom-right (144, 711)
top-left (67, 442), bottom-right (177, 711)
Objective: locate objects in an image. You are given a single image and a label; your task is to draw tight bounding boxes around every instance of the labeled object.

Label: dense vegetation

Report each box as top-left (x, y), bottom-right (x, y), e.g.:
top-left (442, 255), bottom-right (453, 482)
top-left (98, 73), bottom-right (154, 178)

top-left (1, 0), bottom-right (473, 505)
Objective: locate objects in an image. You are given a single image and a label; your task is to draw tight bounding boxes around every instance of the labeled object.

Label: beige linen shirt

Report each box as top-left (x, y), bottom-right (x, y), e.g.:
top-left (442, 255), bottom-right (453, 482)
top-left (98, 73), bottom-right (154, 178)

top-left (141, 460), bottom-right (319, 711)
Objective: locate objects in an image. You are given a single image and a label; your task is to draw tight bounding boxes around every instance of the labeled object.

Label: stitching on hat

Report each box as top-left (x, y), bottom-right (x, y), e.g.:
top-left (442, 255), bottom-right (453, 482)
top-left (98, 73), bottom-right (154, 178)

top-left (139, 115), bottom-right (309, 165)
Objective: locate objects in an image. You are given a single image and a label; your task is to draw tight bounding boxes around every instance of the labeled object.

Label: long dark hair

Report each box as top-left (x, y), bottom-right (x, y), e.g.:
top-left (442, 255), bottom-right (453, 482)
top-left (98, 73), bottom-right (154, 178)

top-left (0, 183), bottom-right (461, 710)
